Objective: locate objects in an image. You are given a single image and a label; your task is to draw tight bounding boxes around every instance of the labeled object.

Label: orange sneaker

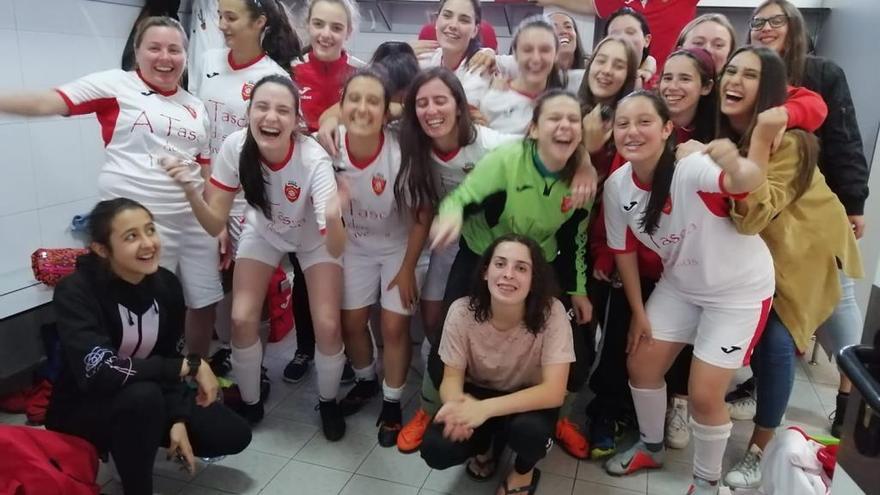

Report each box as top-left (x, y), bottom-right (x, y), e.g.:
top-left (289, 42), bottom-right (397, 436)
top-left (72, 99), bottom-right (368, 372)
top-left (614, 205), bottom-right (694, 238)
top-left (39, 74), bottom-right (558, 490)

top-left (556, 418), bottom-right (589, 459)
top-left (397, 408), bottom-right (431, 453)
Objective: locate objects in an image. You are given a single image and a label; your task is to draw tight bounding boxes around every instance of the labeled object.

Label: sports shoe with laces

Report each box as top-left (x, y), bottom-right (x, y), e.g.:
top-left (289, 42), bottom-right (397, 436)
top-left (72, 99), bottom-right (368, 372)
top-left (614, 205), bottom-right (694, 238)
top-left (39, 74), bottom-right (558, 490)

top-left (605, 440), bottom-right (665, 476)
top-left (726, 396), bottom-right (757, 421)
top-left (665, 397), bottom-right (690, 449)
top-left (339, 378), bottom-right (380, 416)
top-left (317, 399), bottom-right (346, 441)
top-left (724, 443), bottom-right (763, 489)
top-left (282, 350), bottom-right (312, 383)
top-left (556, 418), bottom-right (589, 459)
top-left (397, 408), bottom-right (431, 453)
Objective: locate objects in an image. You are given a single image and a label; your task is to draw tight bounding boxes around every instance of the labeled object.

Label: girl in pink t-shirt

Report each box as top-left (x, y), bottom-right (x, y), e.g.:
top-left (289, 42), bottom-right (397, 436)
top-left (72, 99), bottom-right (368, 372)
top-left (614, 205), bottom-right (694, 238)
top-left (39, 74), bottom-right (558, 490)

top-left (420, 234), bottom-right (575, 495)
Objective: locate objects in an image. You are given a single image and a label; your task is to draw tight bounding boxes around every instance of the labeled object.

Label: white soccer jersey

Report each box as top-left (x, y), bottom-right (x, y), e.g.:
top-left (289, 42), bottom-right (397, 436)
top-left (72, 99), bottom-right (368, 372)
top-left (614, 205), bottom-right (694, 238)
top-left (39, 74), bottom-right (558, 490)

top-left (335, 127), bottom-right (410, 254)
top-left (603, 152), bottom-right (775, 304)
top-left (188, 0), bottom-right (225, 77)
top-left (431, 125), bottom-right (519, 197)
top-left (479, 86), bottom-right (537, 135)
top-left (419, 48), bottom-right (490, 107)
top-left (210, 129), bottom-right (336, 254)
top-left (191, 49), bottom-right (290, 217)
top-left (56, 69), bottom-right (210, 216)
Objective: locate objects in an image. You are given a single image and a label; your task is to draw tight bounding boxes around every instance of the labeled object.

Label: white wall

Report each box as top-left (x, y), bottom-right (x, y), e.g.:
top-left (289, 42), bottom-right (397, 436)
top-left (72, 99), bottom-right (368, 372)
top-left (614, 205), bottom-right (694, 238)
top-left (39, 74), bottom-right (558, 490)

top-left (0, 0), bottom-right (141, 317)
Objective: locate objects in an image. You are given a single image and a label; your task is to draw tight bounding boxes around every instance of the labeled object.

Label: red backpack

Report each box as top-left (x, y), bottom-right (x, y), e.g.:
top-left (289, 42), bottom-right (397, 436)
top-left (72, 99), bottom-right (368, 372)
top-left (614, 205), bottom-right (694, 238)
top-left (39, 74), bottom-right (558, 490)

top-left (0, 425), bottom-right (100, 495)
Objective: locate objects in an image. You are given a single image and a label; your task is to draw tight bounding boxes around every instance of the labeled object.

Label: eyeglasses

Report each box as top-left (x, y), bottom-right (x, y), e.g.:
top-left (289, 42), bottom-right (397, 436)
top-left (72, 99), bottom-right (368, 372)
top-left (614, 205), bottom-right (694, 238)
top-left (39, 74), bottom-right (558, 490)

top-left (750, 14), bottom-right (788, 30)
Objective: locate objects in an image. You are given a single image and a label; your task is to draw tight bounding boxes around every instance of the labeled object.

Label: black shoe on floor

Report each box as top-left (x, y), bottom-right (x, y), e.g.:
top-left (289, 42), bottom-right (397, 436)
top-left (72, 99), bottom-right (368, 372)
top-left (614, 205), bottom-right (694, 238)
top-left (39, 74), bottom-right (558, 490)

top-left (830, 392), bottom-right (849, 438)
top-left (340, 361), bottom-right (355, 384)
top-left (317, 399), bottom-right (346, 441)
top-left (283, 351), bottom-right (313, 383)
top-left (339, 378), bottom-right (380, 416)
top-left (208, 347), bottom-right (232, 377)
top-left (724, 376), bottom-right (756, 403)
top-left (377, 399), bottom-right (403, 448)
top-left (233, 399), bottom-right (264, 425)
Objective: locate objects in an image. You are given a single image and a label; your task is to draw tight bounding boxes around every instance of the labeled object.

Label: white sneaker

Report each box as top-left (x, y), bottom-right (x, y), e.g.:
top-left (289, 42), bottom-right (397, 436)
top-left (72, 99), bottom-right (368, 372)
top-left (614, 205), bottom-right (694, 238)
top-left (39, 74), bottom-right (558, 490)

top-left (724, 444), bottom-right (763, 489)
top-left (726, 396), bottom-right (756, 421)
top-left (686, 477), bottom-right (719, 495)
top-left (665, 397), bottom-right (690, 449)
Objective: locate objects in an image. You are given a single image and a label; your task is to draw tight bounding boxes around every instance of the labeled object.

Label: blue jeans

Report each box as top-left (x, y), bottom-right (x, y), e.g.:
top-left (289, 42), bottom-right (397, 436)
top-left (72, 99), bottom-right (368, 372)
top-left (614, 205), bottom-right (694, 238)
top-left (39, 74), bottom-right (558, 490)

top-left (751, 310), bottom-right (796, 429)
top-left (815, 274), bottom-right (863, 357)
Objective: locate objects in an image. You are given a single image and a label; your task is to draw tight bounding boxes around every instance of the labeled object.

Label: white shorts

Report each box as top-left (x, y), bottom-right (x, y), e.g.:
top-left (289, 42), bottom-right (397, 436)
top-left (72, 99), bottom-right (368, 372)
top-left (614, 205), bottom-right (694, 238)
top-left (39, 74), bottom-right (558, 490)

top-left (645, 280), bottom-right (772, 369)
top-left (236, 221), bottom-right (341, 270)
top-left (154, 213), bottom-right (223, 309)
top-left (342, 249), bottom-right (429, 315)
top-left (422, 243), bottom-right (460, 301)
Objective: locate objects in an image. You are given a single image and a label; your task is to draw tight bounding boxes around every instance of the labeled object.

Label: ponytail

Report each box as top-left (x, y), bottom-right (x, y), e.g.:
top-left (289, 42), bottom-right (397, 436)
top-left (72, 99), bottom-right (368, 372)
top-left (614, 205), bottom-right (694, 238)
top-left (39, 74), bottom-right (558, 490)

top-left (639, 136), bottom-right (676, 236)
top-left (260, 0), bottom-right (302, 69)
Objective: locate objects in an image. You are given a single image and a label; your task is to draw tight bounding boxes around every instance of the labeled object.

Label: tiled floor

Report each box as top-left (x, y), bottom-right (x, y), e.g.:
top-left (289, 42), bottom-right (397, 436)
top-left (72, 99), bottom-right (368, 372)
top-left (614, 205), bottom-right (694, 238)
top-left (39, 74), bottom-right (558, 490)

top-left (0, 332), bottom-right (843, 495)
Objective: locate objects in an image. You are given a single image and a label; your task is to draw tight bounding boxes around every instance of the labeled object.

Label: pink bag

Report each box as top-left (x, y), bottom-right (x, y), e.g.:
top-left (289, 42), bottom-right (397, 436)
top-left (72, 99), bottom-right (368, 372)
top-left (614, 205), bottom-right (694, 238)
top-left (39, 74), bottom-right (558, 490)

top-left (30, 248), bottom-right (89, 287)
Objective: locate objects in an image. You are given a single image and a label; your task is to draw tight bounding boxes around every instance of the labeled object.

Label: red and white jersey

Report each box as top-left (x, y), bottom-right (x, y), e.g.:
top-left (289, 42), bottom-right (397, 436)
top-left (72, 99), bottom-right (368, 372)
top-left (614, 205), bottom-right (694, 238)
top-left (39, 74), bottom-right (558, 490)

top-left (478, 86), bottom-right (537, 135)
top-left (56, 69), bottom-right (210, 216)
top-left (291, 51), bottom-right (364, 132)
top-left (431, 125), bottom-right (519, 197)
top-left (187, 0), bottom-right (225, 77)
top-left (603, 152), bottom-right (774, 303)
top-left (210, 129), bottom-right (336, 253)
top-left (335, 127), bottom-right (409, 254)
top-left (191, 49), bottom-right (290, 217)
top-left (419, 48), bottom-right (490, 107)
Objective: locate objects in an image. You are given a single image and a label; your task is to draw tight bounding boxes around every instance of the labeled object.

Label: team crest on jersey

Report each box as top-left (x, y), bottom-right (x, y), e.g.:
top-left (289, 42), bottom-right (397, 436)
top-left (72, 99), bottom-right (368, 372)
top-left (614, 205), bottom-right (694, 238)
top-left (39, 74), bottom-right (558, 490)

top-left (182, 104), bottom-right (198, 119)
top-left (284, 181), bottom-right (301, 202)
top-left (241, 82), bottom-right (255, 101)
top-left (463, 162), bottom-right (475, 174)
top-left (561, 195), bottom-right (573, 213)
top-left (371, 173), bottom-right (387, 195)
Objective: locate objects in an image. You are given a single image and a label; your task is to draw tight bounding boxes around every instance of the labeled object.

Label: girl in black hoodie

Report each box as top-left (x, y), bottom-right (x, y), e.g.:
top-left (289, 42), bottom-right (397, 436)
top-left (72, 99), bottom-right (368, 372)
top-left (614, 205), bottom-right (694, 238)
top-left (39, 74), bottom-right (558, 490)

top-left (46, 198), bottom-right (251, 495)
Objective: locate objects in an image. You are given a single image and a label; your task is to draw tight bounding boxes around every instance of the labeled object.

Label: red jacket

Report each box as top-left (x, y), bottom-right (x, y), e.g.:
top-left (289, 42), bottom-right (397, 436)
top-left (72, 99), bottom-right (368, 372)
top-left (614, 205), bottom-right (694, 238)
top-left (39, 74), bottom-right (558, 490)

top-left (292, 51), bottom-right (360, 132)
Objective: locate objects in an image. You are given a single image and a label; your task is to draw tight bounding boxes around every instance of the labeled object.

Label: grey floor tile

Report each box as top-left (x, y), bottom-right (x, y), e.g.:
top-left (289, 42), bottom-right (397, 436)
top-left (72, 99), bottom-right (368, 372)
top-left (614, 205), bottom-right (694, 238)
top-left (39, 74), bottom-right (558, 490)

top-left (356, 442), bottom-right (432, 487)
top-left (536, 445), bottom-right (579, 478)
top-left (101, 475), bottom-right (185, 495)
top-left (190, 448), bottom-right (288, 494)
top-left (576, 460), bottom-right (648, 493)
top-left (261, 459), bottom-right (352, 495)
top-left (248, 416), bottom-right (318, 459)
top-left (573, 480), bottom-right (645, 494)
top-left (340, 474), bottom-right (420, 495)
top-left (294, 430), bottom-right (378, 472)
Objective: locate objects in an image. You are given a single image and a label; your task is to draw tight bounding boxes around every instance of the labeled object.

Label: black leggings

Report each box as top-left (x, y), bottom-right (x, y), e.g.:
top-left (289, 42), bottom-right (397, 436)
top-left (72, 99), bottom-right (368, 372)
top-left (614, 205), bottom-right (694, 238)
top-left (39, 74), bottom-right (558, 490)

top-left (47, 382), bottom-right (251, 495)
top-left (420, 369), bottom-right (557, 473)
top-left (440, 240), bottom-right (593, 392)
top-left (289, 254), bottom-right (316, 358)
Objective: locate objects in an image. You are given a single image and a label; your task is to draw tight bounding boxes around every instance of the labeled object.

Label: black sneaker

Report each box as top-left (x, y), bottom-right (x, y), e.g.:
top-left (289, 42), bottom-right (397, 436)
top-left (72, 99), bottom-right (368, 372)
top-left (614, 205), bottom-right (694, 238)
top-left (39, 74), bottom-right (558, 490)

top-left (377, 399), bottom-right (403, 448)
top-left (339, 378), bottom-right (380, 416)
top-left (283, 351), bottom-right (313, 383)
top-left (724, 377), bottom-right (756, 403)
top-left (208, 347), bottom-right (232, 377)
top-left (830, 392), bottom-right (849, 438)
top-left (340, 361), bottom-right (355, 384)
top-left (233, 400), bottom-right (264, 425)
top-left (317, 399), bottom-right (346, 441)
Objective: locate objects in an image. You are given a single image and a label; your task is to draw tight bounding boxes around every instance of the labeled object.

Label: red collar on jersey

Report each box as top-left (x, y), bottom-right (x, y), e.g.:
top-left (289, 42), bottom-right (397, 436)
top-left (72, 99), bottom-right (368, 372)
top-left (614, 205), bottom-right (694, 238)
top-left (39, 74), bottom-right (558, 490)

top-left (433, 146), bottom-right (461, 162)
top-left (228, 50), bottom-right (267, 71)
top-left (135, 70), bottom-right (178, 97)
top-left (307, 50), bottom-right (351, 72)
top-left (346, 131), bottom-right (385, 170)
top-left (260, 137), bottom-right (295, 172)
top-left (631, 169), bottom-right (652, 192)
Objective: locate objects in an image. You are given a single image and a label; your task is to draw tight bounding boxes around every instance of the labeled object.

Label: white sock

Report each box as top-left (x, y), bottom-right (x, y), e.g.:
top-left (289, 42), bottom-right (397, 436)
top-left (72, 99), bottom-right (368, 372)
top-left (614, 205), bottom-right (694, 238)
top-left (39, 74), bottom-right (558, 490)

top-left (630, 382), bottom-right (667, 445)
top-left (354, 361), bottom-right (377, 381)
top-left (230, 341), bottom-right (263, 405)
top-left (420, 339), bottom-right (431, 371)
top-left (690, 419), bottom-right (732, 482)
top-left (314, 347), bottom-right (346, 402)
top-left (383, 380), bottom-right (405, 403)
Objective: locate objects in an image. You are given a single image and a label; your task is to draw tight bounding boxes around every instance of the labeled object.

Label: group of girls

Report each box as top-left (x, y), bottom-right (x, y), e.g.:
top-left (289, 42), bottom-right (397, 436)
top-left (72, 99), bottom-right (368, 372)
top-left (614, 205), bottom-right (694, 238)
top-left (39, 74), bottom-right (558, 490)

top-left (0, 0), bottom-right (871, 494)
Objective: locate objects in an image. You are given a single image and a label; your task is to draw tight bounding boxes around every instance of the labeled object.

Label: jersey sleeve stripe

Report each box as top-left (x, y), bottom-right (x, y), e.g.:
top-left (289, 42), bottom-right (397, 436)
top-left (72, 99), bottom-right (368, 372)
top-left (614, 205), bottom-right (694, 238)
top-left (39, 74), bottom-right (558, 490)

top-left (209, 176), bottom-right (239, 192)
top-left (54, 90), bottom-right (120, 146)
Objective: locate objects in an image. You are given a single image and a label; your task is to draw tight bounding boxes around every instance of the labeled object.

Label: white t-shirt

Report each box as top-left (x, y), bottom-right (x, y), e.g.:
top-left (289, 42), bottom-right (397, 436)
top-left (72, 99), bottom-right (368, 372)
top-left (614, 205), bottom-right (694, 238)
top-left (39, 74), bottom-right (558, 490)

top-left (603, 152), bottom-right (775, 303)
top-left (190, 49), bottom-right (291, 217)
top-left (335, 127), bottom-right (409, 254)
top-left (478, 86), bottom-right (537, 135)
top-left (187, 0), bottom-right (225, 78)
top-left (419, 48), bottom-right (490, 107)
top-left (56, 69), bottom-right (210, 216)
top-left (210, 129), bottom-right (336, 254)
top-left (431, 125), bottom-right (519, 197)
